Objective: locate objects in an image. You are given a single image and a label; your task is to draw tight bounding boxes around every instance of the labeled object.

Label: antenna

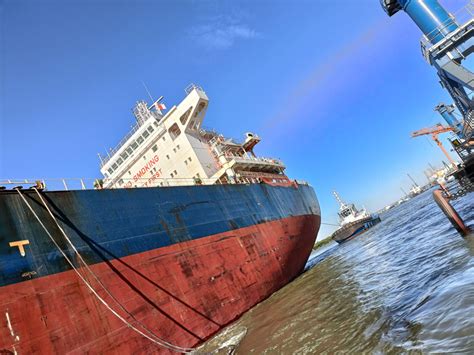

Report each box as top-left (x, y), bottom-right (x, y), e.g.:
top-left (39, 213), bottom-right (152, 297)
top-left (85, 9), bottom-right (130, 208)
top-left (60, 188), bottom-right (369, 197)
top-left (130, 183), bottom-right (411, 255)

top-left (400, 187), bottom-right (408, 197)
top-left (407, 173), bottom-right (419, 187)
top-left (97, 153), bottom-right (104, 165)
top-left (141, 81), bottom-right (154, 103)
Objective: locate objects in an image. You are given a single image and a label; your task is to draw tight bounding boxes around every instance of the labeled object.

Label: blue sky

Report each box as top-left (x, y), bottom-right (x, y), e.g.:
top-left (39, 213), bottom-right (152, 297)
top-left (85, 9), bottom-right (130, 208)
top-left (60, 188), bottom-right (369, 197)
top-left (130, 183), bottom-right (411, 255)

top-left (0, 0), bottom-right (466, 239)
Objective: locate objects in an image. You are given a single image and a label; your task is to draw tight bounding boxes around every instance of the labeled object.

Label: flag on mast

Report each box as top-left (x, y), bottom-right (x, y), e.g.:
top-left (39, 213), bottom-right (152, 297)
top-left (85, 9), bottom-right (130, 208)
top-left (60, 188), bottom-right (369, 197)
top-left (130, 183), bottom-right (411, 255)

top-left (155, 102), bottom-right (166, 111)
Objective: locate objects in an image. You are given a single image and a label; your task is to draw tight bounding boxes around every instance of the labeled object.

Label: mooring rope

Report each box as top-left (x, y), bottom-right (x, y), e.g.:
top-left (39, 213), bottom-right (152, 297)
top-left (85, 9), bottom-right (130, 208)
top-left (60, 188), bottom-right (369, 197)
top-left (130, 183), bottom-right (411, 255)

top-left (30, 188), bottom-right (195, 352)
top-left (15, 188), bottom-right (196, 354)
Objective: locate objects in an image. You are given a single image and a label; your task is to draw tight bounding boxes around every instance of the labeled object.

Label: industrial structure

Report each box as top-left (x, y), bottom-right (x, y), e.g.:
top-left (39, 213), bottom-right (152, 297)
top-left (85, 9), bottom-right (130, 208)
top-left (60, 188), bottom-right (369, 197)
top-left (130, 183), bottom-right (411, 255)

top-left (411, 123), bottom-right (457, 166)
top-left (381, 0), bottom-right (473, 235)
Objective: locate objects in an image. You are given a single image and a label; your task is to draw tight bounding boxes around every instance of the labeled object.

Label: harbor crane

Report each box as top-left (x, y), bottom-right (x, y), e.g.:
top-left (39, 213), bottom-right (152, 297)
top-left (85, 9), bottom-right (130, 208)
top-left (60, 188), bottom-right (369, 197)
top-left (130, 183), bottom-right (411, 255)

top-left (411, 124), bottom-right (458, 166)
top-left (381, 0), bottom-right (474, 178)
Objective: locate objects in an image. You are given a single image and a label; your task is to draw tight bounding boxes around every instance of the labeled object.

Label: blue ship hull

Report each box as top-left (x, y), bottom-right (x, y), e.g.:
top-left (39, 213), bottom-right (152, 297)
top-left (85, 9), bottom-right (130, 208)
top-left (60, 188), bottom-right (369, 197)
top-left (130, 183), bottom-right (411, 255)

top-left (0, 182), bottom-right (320, 353)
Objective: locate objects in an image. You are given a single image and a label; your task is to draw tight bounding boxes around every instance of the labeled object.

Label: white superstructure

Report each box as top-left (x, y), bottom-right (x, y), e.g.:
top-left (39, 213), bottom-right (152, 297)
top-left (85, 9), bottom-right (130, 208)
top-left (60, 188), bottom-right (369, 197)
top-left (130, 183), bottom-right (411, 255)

top-left (99, 84), bottom-right (287, 189)
top-left (333, 191), bottom-right (370, 226)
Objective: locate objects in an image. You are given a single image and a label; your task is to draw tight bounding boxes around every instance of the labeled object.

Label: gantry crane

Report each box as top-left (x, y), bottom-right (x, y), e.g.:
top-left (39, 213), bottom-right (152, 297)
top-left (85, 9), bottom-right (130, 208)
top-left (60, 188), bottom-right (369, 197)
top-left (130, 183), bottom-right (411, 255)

top-left (381, 0), bottom-right (472, 236)
top-left (411, 124), bottom-right (458, 166)
top-left (381, 0), bottom-right (474, 179)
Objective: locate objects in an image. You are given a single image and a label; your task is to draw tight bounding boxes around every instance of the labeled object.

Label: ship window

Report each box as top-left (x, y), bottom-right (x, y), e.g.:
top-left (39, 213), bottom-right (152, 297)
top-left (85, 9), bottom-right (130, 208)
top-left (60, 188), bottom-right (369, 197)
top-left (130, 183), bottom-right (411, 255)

top-left (126, 147), bottom-right (133, 155)
top-left (108, 168), bottom-right (113, 174)
top-left (137, 136), bottom-right (144, 145)
top-left (152, 145), bottom-right (158, 152)
top-left (131, 142), bottom-right (138, 150)
top-left (143, 155), bottom-right (146, 160)
top-left (176, 144), bottom-right (180, 150)
top-left (153, 122), bottom-right (158, 127)
top-left (168, 123), bottom-right (181, 140)
top-left (117, 157), bottom-right (123, 166)
top-left (128, 170), bottom-right (131, 175)
top-left (112, 163), bottom-right (118, 170)
top-left (166, 154), bottom-right (170, 159)
top-left (188, 157), bottom-right (192, 162)
top-left (174, 170), bottom-right (177, 175)
top-left (148, 126), bottom-right (154, 133)
top-left (170, 173), bottom-right (174, 178)
top-left (118, 179), bottom-right (124, 185)
top-left (184, 160), bottom-right (188, 165)
top-left (162, 136), bottom-right (166, 141)
top-left (143, 130), bottom-right (150, 138)
top-left (179, 107), bottom-right (192, 125)
top-left (173, 148), bottom-right (177, 153)
top-left (120, 151), bottom-right (128, 160)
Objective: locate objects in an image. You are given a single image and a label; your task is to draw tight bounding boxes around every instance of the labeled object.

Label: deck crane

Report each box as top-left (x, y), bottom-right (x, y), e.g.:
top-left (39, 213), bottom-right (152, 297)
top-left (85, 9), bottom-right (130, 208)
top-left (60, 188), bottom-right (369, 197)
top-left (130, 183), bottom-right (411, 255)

top-left (411, 124), bottom-right (458, 166)
top-left (380, 0), bottom-right (474, 178)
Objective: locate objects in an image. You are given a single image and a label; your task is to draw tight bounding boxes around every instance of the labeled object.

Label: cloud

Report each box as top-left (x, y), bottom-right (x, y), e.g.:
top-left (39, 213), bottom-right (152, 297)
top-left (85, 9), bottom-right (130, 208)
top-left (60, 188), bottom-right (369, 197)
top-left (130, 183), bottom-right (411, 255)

top-left (189, 15), bottom-right (261, 49)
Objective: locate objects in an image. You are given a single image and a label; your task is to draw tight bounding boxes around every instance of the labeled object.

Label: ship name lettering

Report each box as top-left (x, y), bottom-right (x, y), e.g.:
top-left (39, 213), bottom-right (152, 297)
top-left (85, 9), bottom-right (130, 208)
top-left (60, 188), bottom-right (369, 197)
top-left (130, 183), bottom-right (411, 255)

top-left (9, 240), bottom-right (30, 257)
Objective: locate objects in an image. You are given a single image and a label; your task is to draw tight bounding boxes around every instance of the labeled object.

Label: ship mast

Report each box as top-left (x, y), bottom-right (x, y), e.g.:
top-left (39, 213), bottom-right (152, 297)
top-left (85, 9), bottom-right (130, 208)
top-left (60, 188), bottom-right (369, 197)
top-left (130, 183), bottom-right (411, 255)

top-left (333, 191), bottom-right (347, 209)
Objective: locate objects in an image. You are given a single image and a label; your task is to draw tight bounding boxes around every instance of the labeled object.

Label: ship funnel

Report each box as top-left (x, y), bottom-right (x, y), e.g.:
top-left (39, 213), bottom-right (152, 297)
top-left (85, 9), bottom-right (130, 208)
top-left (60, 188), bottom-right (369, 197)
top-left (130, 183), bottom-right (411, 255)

top-left (380, 0), bottom-right (458, 44)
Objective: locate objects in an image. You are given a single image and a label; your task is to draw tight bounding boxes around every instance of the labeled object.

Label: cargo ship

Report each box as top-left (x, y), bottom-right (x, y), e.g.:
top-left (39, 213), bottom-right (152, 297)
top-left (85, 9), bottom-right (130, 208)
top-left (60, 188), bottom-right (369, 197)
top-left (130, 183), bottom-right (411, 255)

top-left (330, 191), bottom-right (380, 244)
top-left (0, 84), bottom-right (321, 353)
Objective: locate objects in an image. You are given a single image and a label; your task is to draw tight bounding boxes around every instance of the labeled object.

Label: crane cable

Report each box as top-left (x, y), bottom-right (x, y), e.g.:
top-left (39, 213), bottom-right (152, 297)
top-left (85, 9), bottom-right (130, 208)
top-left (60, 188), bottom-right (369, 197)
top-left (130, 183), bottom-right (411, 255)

top-left (15, 188), bottom-right (196, 354)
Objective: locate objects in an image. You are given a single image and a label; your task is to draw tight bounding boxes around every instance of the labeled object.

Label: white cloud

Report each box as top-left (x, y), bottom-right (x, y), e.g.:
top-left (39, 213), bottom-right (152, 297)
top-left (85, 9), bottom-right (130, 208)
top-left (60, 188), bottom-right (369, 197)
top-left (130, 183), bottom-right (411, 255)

top-left (188, 15), bottom-right (261, 49)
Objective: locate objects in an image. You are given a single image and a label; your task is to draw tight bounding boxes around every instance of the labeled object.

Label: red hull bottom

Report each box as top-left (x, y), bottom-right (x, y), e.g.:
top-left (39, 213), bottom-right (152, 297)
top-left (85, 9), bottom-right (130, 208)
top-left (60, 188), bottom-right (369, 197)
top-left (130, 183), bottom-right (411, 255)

top-left (0, 214), bottom-right (319, 354)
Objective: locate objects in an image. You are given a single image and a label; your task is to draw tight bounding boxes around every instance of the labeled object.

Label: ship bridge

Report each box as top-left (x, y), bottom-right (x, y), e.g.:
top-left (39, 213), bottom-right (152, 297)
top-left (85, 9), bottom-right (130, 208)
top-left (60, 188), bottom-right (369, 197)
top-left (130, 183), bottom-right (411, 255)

top-left (98, 84), bottom-right (288, 188)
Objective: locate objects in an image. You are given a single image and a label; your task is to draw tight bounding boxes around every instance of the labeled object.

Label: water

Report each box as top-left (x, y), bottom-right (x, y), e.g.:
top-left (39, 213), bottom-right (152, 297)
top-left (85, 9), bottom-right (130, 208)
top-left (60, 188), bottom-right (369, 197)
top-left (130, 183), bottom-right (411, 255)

top-left (200, 189), bottom-right (474, 353)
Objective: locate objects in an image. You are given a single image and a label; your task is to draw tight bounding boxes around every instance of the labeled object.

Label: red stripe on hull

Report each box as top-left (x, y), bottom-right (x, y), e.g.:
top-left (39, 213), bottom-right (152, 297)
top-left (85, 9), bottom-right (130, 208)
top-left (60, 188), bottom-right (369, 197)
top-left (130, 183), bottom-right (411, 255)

top-left (0, 214), bottom-right (320, 354)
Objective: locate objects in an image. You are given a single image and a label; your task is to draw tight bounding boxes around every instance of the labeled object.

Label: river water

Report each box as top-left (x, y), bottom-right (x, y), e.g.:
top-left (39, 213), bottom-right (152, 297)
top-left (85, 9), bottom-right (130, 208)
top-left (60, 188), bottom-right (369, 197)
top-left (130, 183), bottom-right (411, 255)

top-left (200, 189), bottom-right (474, 353)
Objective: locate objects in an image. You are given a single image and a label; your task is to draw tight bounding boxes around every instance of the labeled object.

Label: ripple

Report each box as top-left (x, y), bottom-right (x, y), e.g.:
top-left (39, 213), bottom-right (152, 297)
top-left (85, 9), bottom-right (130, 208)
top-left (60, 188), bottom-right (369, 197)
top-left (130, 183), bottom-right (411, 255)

top-left (199, 190), bottom-right (474, 353)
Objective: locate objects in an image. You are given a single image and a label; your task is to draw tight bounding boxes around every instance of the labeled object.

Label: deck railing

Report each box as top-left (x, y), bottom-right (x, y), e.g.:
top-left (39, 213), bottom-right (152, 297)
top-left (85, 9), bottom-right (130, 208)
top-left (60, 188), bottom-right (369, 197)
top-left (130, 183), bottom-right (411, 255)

top-left (0, 175), bottom-right (306, 192)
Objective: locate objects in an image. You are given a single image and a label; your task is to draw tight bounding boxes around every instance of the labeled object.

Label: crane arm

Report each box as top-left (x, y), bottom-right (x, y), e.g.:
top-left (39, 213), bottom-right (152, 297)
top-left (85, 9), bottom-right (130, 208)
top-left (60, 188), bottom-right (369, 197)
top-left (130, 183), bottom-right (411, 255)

top-left (411, 124), bottom-right (453, 138)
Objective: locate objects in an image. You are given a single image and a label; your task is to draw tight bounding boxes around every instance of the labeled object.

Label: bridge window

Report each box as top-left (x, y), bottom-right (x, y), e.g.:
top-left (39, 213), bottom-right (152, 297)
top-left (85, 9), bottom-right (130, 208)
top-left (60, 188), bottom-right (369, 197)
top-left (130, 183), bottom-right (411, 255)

top-left (168, 123), bottom-right (181, 140)
top-left (148, 126), bottom-right (154, 133)
top-left (137, 136), bottom-right (144, 145)
top-left (180, 107), bottom-right (192, 125)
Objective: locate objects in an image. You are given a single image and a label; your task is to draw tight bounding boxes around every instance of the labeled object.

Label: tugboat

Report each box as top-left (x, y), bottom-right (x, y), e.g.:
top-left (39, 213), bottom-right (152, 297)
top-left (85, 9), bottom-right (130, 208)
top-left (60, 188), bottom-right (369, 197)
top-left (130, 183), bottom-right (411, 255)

top-left (330, 191), bottom-right (381, 244)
